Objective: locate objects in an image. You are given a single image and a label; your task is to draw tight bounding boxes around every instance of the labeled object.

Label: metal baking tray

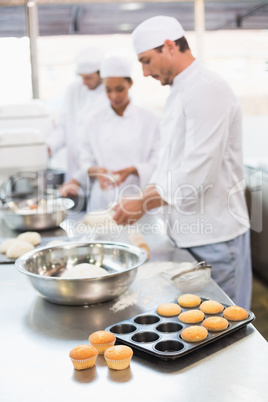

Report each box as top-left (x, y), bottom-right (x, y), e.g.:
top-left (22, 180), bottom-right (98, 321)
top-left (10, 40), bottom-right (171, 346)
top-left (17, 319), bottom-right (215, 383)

top-left (0, 253), bottom-right (16, 264)
top-left (105, 299), bottom-right (255, 361)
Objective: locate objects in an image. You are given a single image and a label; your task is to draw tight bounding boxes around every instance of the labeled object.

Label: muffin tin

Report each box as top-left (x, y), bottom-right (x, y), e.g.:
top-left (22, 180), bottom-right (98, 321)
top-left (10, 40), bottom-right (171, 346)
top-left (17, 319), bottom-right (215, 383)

top-left (105, 299), bottom-right (255, 361)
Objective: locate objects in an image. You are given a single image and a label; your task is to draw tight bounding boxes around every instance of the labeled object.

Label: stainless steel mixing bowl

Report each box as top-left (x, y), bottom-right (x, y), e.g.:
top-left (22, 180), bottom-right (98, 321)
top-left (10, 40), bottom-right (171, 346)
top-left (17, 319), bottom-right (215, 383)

top-left (15, 241), bottom-right (147, 305)
top-left (1, 198), bottom-right (74, 231)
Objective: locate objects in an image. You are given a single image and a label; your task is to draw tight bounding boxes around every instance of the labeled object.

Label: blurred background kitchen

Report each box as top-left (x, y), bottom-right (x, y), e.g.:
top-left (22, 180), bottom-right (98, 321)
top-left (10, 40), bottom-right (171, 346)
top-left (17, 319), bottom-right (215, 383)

top-left (0, 0), bottom-right (267, 339)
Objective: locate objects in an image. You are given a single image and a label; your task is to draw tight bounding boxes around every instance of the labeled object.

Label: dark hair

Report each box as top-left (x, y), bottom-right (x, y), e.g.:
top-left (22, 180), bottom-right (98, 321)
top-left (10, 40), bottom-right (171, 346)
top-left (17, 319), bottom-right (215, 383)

top-left (124, 77), bottom-right (133, 84)
top-left (79, 70), bottom-right (100, 76)
top-left (154, 37), bottom-right (190, 53)
top-left (103, 77), bottom-right (133, 83)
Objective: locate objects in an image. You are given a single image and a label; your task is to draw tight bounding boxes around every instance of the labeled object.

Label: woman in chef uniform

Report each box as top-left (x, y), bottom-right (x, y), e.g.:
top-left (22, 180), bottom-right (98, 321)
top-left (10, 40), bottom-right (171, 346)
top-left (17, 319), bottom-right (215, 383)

top-left (70, 54), bottom-right (160, 211)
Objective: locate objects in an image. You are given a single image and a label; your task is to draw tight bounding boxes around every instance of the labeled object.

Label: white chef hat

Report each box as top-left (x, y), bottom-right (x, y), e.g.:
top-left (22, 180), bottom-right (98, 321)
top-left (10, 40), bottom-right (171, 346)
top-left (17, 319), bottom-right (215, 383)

top-left (76, 46), bottom-right (104, 75)
top-left (100, 55), bottom-right (133, 78)
top-left (132, 15), bottom-right (185, 54)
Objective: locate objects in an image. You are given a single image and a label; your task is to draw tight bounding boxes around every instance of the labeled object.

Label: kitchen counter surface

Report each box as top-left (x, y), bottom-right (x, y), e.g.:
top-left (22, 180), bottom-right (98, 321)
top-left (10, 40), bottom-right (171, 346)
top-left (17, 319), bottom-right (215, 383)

top-left (0, 213), bottom-right (268, 402)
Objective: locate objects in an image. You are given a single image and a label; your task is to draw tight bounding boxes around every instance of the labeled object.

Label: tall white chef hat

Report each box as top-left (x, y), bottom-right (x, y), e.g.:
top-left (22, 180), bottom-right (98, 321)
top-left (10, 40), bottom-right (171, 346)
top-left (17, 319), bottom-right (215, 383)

top-left (132, 15), bottom-right (185, 54)
top-left (76, 46), bottom-right (104, 75)
top-left (100, 55), bottom-right (133, 78)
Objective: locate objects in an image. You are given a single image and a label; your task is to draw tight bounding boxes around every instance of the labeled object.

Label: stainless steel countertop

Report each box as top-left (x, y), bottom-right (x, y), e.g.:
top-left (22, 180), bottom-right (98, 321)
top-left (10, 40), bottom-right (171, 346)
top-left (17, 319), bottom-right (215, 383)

top-left (0, 213), bottom-right (268, 402)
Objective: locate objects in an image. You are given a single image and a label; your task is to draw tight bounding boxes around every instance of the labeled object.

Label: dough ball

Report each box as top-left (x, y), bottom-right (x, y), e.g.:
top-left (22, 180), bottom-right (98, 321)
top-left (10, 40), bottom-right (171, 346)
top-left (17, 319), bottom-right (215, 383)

top-left (46, 240), bottom-right (67, 247)
top-left (6, 240), bottom-right (34, 259)
top-left (17, 231), bottom-right (41, 246)
top-left (61, 263), bottom-right (108, 279)
top-left (83, 210), bottom-right (115, 227)
top-left (0, 238), bottom-right (18, 254)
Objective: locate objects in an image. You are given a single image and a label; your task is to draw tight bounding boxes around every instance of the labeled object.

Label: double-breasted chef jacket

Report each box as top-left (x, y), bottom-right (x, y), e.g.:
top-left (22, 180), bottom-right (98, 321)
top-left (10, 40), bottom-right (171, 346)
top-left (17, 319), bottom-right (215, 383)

top-left (74, 100), bottom-right (160, 211)
top-left (151, 60), bottom-right (250, 248)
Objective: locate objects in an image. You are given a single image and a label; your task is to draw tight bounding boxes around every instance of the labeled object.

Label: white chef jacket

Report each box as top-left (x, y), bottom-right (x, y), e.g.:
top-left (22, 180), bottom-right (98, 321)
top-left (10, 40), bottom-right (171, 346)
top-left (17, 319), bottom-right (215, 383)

top-left (46, 77), bottom-right (108, 181)
top-left (151, 60), bottom-right (250, 248)
top-left (74, 101), bottom-right (160, 211)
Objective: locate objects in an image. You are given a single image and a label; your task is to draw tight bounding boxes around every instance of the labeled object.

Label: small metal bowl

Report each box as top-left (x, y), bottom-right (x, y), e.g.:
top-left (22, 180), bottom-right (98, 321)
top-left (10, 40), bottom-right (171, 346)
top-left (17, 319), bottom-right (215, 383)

top-left (1, 198), bottom-right (74, 231)
top-left (15, 241), bottom-right (147, 305)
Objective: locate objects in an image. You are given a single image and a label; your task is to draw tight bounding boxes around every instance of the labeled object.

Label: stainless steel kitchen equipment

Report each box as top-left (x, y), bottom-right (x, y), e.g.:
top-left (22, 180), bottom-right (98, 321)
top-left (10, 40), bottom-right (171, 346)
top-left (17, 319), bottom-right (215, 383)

top-left (1, 211), bottom-right (267, 402)
top-left (44, 168), bottom-right (65, 188)
top-left (170, 260), bottom-right (211, 281)
top-left (0, 129), bottom-right (48, 188)
top-left (0, 169), bottom-right (65, 203)
top-left (0, 101), bottom-right (61, 191)
top-left (160, 260), bottom-right (212, 292)
top-left (1, 233), bottom-right (267, 402)
top-left (15, 241), bottom-right (147, 305)
top-left (245, 163), bottom-right (268, 282)
top-left (1, 197), bottom-right (74, 231)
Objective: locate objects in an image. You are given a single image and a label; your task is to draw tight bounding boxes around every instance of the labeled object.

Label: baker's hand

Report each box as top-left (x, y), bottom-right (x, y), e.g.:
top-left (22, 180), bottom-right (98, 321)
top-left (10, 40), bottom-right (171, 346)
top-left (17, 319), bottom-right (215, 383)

top-left (113, 196), bottom-right (145, 226)
top-left (112, 166), bottom-right (138, 187)
top-left (59, 179), bottom-right (80, 197)
top-left (47, 145), bottom-right (52, 158)
top-left (89, 167), bottom-right (112, 190)
top-left (97, 169), bottom-right (111, 190)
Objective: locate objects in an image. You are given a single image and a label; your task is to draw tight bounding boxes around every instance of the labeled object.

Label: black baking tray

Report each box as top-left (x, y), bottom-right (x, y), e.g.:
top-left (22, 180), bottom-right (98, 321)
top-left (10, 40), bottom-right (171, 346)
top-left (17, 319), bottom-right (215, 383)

top-left (105, 299), bottom-right (255, 361)
top-left (0, 253), bottom-right (16, 264)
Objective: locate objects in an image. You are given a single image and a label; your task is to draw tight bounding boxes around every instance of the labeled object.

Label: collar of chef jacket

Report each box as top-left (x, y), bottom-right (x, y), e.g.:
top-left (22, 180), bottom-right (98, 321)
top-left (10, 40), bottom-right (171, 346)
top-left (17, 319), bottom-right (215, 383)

top-left (105, 98), bottom-right (134, 120)
top-left (83, 81), bottom-right (106, 98)
top-left (171, 59), bottom-right (199, 90)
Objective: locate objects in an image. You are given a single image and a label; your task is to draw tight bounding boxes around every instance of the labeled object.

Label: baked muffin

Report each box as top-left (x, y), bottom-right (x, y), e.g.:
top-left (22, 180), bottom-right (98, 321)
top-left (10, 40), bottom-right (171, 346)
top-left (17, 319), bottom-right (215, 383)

top-left (104, 345), bottom-right (133, 370)
top-left (157, 303), bottom-right (181, 317)
top-left (69, 344), bottom-right (98, 370)
top-left (178, 309), bottom-right (205, 324)
top-left (202, 317), bottom-right (229, 332)
top-left (177, 294), bottom-right (201, 308)
top-left (223, 306), bottom-right (249, 321)
top-left (199, 300), bottom-right (224, 314)
top-left (88, 330), bottom-right (116, 354)
top-left (180, 326), bottom-right (208, 342)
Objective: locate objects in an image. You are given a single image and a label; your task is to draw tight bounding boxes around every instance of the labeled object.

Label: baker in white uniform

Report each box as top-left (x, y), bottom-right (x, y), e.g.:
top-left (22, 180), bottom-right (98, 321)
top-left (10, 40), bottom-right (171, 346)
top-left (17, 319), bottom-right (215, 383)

top-left (113, 16), bottom-right (252, 309)
top-left (69, 54), bottom-right (160, 211)
top-left (46, 46), bottom-right (108, 182)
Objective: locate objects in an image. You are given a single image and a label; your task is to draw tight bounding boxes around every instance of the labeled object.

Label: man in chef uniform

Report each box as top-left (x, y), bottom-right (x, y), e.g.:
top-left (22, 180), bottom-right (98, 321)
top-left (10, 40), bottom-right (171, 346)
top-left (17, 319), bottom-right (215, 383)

top-left (46, 46), bottom-right (108, 184)
top-left (113, 16), bottom-right (252, 309)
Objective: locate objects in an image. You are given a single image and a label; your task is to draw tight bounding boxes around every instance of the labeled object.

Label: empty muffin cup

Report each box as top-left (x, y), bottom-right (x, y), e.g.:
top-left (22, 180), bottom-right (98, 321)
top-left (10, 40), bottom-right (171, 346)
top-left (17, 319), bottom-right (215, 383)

top-left (154, 340), bottom-right (185, 353)
top-left (156, 322), bottom-right (183, 333)
top-left (134, 315), bottom-right (160, 325)
top-left (109, 323), bottom-right (137, 334)
top-left (131, 331), bottom-right (160, 343)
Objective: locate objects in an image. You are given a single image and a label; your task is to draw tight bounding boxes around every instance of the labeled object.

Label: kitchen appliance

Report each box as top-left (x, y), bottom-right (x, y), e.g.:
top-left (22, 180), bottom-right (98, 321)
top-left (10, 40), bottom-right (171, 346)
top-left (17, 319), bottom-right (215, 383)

top-left (0, 100), bottom-right (56, 189)
top-left (15, 241), bottom-right (147, 305)
top-left (0, 100), bottom-right (67, 174)
top-left (245, 162), bottom-right (268, 282)
top-left (0, 169), bottom-right (65, 204)
top-left (0, 128), bottom-right (48, 188)
top-left (0, 100), bottom-right (53, 140)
